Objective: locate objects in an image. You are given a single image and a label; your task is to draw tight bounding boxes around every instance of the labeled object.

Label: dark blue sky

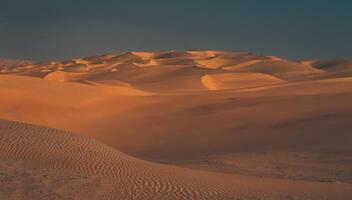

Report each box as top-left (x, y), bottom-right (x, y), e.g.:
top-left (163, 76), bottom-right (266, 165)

top-left (0, 0), bottom-right (351, 60)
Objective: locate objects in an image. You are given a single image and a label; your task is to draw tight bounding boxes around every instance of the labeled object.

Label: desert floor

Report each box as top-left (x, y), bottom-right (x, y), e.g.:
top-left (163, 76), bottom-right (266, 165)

top-left (0, 51), bottom-right (351, 199)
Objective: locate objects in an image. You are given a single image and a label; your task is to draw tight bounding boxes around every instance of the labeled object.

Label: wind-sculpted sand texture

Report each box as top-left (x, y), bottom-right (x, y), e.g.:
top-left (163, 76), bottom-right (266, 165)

top-left (0, 51), bottom-right (352, 199)
top-left (1, 120), bottom-right (351, 199)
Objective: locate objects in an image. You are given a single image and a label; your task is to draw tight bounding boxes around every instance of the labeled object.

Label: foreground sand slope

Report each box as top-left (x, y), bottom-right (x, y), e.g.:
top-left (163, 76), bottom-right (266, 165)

top-left (0, 51), bottom-right (352, 199)
top-left (1, 74), bottom-right (351, 159)
top-left (1, 120), bottom-right (351, 200)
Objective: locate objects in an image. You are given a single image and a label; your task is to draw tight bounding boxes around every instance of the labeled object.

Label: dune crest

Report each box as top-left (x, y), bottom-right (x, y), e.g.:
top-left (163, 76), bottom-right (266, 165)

top-left (1, 50), bottom-right (352, 199)
top-left (0, 50), bottom-right (338, 90)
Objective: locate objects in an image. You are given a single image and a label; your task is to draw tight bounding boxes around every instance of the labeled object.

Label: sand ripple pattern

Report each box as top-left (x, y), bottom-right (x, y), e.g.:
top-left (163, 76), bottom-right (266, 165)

top-left (1, 120), bottom-right (351, 200)
top-left (0, 120), bottom-right (234, 199)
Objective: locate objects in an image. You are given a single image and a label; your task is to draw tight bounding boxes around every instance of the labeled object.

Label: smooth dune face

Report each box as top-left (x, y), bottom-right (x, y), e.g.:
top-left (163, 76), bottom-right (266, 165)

top-left (201, 72), bottom-right (284, 90)
top-left (0, 50), bottom-right (332, 92)
top-left (0, 51), bottom-right (352, 199)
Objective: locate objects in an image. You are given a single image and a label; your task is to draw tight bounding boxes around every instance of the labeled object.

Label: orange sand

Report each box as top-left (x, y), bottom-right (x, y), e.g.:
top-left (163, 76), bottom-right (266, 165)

top-left (0, 51), bottom-right (351, 199)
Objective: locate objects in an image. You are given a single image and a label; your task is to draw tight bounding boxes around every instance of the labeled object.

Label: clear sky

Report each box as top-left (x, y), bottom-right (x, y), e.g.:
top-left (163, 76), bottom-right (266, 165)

top-left (0, 0), bottom-right (351, 60)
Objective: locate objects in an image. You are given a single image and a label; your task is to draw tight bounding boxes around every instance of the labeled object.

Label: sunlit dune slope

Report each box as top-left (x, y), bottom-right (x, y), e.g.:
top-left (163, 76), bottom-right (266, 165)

top-left (0, 50), bottom-right (333, 92)
top-left (0, 51), bottom-right (352, 163)
top-left (201, 72), bottom-right (284, 90)
top-left (1, 120), bottom-right (351, 200)
top-left (0, 51), bottom-right (352, 199)
top-left (1, 73), bottom-right (352, 162)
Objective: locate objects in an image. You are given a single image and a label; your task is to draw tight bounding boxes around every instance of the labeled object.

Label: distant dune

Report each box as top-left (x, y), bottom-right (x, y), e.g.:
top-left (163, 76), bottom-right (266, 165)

top-left (0, 51), bottom-right (351, 199)
top-left (201, 72), bottom-right (284, 90)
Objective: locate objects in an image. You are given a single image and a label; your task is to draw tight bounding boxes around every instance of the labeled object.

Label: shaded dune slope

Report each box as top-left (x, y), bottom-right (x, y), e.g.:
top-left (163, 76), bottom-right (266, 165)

top-left (1, 51), bottom-right (352, 199)
top-left (0, 50), bottom-right (337, 92)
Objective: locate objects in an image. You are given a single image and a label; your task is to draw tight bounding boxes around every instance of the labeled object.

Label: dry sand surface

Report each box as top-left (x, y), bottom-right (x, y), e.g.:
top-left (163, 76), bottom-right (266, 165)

top-left (0, 50), bottom-right (352, 199)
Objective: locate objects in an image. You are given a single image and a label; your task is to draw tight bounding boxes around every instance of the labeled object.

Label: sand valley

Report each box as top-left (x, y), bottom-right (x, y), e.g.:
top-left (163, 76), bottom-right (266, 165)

top-left (0, 50), bottom-right (351, 199)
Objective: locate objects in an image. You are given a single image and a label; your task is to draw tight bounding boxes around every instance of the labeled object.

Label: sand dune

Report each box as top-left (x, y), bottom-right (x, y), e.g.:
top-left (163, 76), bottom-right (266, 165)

top-left (224, 59), bottom-right (323, 80)
top-left (0, 51), bottom-right (324, 88)
top-left (44, 71), bottom-right (98, 82)
top-left (1, 120), bottom-right (351, 199)
top-left (201, 72), bottom-right (284, 90)
top-left (303, 59), bottom-right (352, 73)
top-left (0, 58), bottom-right (33, 70)
top-left (133, 59), bottom-right (160, 67)
top-left (0, 50), bottom-right (352, 199)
